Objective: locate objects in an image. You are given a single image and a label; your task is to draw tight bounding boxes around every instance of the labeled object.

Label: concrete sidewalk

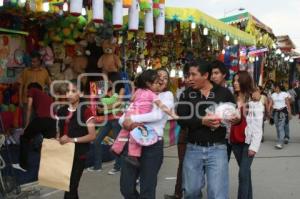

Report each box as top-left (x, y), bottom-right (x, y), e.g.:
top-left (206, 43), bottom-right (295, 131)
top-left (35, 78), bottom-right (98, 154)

top-left (33, 118), bottom-right (300, 199)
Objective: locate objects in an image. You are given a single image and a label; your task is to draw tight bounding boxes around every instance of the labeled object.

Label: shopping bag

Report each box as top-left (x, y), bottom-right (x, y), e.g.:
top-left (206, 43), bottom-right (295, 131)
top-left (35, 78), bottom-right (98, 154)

top-left (38, 139), bottom-right (75, 192)
top-left (163, 120), bottom-right (181, 147)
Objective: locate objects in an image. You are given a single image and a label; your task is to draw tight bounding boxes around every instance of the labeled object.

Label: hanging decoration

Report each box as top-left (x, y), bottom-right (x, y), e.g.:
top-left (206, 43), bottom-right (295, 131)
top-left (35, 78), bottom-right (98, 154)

top-left (27, 0), bottom-right (36, 12)
top-left (128, 0), bottom-right (139, 31)
top-left (155, 2), bottom-right (165, 35)
top-left (70, 0), bottom-right (83, 16)
top-left (123, 0), bottom-right (132, 8)
top-left (139, 0), bottom-right (151, 12)
top-left (144, 0), bottom-right (153, 33)
top-left (36, 0), bottom-right (43, 12)
top-left (153, 0), bottom-right (159, 18)
top-left (92, 0), bottom-right (104, 23)
top-left (113, 0), bottom-right (123, 28)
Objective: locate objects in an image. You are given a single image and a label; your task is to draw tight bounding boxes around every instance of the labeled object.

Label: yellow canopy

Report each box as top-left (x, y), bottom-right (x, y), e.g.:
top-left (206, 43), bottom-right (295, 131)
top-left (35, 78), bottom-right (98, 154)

top-left (165, 7), bottom-right (256, 46)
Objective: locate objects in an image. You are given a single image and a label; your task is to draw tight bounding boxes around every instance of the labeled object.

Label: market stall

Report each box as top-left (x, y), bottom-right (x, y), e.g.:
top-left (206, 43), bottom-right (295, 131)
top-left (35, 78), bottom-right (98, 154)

top-left (0, 1), bottom-right (259, 190)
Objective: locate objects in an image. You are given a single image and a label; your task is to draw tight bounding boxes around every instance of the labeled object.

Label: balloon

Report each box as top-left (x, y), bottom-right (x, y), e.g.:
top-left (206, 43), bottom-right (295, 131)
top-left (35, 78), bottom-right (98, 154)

top-left (139, 0), bottom-right (151, 12)
top-left (123, 0), bottom-right (132, 8)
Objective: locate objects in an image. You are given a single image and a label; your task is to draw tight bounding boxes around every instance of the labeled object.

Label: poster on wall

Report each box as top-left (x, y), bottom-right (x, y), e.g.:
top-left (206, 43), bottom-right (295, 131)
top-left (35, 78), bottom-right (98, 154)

top-left (0, 34), bottom-right (26, 82)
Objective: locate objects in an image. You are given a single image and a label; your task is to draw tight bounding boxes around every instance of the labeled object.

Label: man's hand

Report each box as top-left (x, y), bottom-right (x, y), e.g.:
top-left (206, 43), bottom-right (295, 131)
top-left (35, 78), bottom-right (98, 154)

top-left (229, 114), bottom-right (241, 125)
top-left (24, 123), bottom-right (29, 131)
top-left (248, 150), bottom-right (256, 157)
top-left (59, 135), bottom-right (72, 145)
top-left (202, 114), bottom-right (221, 129)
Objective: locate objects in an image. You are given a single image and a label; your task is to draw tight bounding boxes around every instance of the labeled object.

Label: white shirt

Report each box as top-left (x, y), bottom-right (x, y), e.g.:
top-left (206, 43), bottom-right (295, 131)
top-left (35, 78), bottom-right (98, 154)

top-left (245, 101), bottom-right (264, 152)
top-left (119, 91), bottom-right (175, 137)
top-left (271, 92), bottom-right (289, 110)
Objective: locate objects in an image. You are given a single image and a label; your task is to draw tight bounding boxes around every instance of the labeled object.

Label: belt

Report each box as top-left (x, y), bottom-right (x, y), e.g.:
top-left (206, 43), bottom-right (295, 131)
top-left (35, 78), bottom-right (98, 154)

top-left (189, 141), bottom-right (226, 147)
top-left (274, 107), bottom-right (287, 112)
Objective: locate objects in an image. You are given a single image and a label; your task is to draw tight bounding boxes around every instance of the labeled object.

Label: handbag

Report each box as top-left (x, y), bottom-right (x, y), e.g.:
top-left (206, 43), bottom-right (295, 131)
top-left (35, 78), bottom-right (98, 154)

top-left (130, 125), bottom-right (158, 146)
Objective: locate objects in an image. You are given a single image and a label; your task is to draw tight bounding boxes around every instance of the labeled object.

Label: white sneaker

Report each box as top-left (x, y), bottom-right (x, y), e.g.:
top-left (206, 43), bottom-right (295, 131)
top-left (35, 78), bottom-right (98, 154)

top-left (108, 168), bottom-right (120, 175)
top-left (275, 144), bottom-right (283, 149)
top-left (87, 167), bottom-right (103, 172)
top-left (12, 164), bottom-right (27, 172)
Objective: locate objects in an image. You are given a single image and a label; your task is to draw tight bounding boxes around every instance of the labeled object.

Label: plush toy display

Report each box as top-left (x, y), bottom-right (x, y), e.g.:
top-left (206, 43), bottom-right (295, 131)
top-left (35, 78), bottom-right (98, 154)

top-left (97, 39), bottom-right (121, 74)
top-left (63, 56), bottom-right (88, 81)
top-left (39, 46), bottom-right (54, 66)
top-left (48, 63), bottom-right (64, 80)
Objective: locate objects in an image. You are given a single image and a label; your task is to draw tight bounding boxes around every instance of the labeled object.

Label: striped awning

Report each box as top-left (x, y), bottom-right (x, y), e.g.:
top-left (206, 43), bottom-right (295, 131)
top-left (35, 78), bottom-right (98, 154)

top-left (220, 12), bottom-right (273, 34)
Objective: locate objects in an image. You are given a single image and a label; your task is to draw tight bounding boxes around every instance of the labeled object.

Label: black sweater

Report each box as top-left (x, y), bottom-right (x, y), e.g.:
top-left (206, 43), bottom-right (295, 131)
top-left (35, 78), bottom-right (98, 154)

top-left (177, 84), bottom-right (235, 143)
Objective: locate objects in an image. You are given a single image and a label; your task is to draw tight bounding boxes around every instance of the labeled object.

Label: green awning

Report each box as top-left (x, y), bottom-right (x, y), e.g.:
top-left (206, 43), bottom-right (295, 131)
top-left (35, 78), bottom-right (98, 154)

top-left (220, 12), bottom-right (273, 34)
top-left (165, 7), bottom-right (256, 45)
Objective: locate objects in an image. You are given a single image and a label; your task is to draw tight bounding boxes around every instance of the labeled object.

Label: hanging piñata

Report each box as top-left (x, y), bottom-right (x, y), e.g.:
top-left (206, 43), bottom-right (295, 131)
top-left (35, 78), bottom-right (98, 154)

top-left (129, 0), bottom-right (139, 31)
top-left (93, 0), bottom-right (104, 23)
top-left (113, 0), bottom-right (123, 28)
top-left (70, 0), bottom-right (83, 16)
top-left (155, 3), bottom-right (165, 35)
top-left (144, 0), bottom-right (153, 33)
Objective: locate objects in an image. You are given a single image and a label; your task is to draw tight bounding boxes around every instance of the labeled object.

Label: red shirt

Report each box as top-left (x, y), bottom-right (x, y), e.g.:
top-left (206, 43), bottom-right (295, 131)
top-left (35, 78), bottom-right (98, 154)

top-left (230, 108), bottom-right (246, 144)
top-left (27, 88), bottom-right (53, 118)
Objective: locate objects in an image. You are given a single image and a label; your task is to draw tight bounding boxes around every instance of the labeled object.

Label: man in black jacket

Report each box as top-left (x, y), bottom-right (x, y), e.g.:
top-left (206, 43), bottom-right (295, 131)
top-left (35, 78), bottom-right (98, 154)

top-left (177, 59), bottom-right (238, 199)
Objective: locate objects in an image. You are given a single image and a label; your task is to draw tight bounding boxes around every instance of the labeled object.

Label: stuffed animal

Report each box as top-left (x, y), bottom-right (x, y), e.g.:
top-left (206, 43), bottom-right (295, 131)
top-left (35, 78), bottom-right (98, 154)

top-left (97, 39), bottom-right (121, 74)
top-left (64, 56), bottom-right (88, 81)
top-left (48, 63), bottom-right (64, 80)
top-left (39, 46), bottom-right (54, 66)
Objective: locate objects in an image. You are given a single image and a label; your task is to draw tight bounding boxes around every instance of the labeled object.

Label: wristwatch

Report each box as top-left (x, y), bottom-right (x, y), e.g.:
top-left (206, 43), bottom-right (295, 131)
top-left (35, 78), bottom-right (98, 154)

top-left (73, 138), bottom-right (78, 143)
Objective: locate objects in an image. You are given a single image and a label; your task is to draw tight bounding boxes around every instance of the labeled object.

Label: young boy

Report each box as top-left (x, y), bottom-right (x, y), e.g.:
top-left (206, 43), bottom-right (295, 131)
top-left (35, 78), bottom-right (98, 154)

top-left (56, 80), bottom-right (96, 198)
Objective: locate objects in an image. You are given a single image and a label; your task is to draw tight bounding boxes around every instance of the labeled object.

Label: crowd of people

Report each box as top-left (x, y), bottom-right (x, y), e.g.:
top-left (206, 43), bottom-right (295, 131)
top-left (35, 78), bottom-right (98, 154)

top-left (16, 52), bottom-right (299, 199)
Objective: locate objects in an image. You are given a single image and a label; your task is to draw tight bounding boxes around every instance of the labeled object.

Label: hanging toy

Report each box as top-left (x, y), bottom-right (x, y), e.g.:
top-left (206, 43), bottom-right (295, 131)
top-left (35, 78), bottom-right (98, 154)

top-left (155, 3), bottom-right (165, 35)
top-left (93, 0), bottom-right (104, 23)
top-left (70, 0), bottom-right (83, 16)
top-left (123, 0), bottom-right (132, 8)
top-left (104, 0), bottom-right (114, 4)
top-left (113, 0), bottom-right (123, 28)
top-left (27, 0), bottom-right (36, 12)
top-left (153, 0), bottom-right (159, 18)
top-left (139, 0), bottom-right (151, 12)
top-left (144, 0), bottom-right (153, 34)
top-left (129, 0), bottom-right (139, 31)
top-left (35, 0), bottom-right (43, 12)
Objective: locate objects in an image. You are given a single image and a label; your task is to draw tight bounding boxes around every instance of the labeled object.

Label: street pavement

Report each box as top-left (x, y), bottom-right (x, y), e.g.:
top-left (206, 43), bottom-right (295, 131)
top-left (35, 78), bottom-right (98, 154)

top-left (30, 117), bottom-right (300, 199)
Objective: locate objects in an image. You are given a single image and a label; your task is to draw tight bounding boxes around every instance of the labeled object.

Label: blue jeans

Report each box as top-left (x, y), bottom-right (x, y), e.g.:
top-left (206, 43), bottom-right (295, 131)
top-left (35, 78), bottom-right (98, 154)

top-left (93, 120), bottom-right (121, 170)
top-left (182, 143), bottom-right (228, 199)
top-left (232, 143), bottom-right (254, 199)
top-left (120, 140), bottom-right (164, 199)
top-left (274, 111), bottom-right (289, 144)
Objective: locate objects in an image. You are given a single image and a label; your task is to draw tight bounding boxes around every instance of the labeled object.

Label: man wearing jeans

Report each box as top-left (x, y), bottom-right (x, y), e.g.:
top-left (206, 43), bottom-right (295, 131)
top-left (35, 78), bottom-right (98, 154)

top-left (177, 59), bottom-right (237, 199)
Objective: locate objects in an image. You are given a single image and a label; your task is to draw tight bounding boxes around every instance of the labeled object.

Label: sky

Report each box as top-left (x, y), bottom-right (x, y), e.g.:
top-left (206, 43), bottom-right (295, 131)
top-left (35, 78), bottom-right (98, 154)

top-left (166, 0), bottom-right (300, 51)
